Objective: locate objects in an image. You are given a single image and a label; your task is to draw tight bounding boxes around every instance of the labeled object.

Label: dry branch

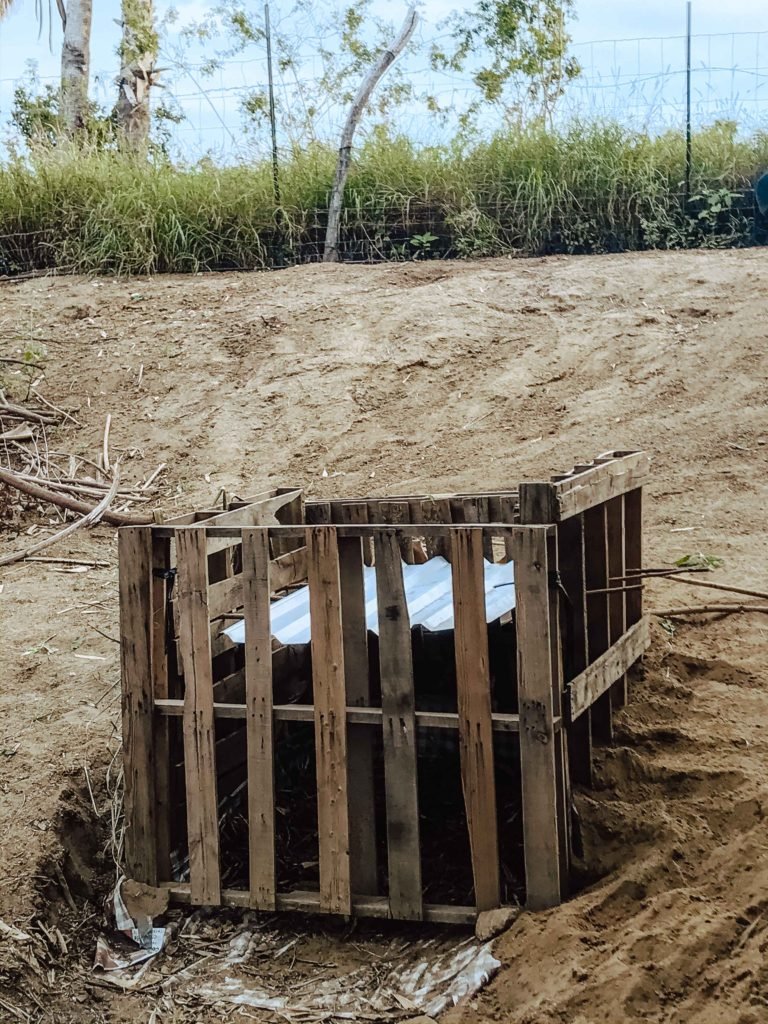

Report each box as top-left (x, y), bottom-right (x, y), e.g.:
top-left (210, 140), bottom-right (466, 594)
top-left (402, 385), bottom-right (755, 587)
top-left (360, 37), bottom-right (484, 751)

top-left (662, 575), bottom-right (768, 603)
top-left (653, 604), bottom-right (768, 617)
top-left (0, 465), bottom-right (122, 567)
top-left (0, 466), bottom-right (152, 527)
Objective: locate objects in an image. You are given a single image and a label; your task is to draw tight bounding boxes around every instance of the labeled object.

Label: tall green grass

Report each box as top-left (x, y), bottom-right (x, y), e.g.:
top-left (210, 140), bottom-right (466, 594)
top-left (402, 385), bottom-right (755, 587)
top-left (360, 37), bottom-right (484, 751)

top-left (1, 120), bottom-right (766, 275)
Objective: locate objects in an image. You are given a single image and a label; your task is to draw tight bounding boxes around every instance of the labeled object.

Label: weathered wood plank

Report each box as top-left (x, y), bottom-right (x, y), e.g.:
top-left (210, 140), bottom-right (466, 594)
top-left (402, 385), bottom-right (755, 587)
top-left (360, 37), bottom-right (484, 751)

top-left (374, 529), bottom-right (423, 920)
top-left (340, 500), bottom-right (373, 565)
top-left (546, 529), bottom-right (570, 899)
top-left (338, 530), bottom-right (378, 896)
top-left (552, 453), bottom-right (650, 520)
top-left (166, 884), bottom-right (478, 924)
top-left (451, 528), bottom-right (500, 912)
top-left (515, 527), bottom-right (563, 911)
top-left (151, 534), bottom-right (172, 879)
top-left (418, 497), bottom-right (453, 559)
top-left (176, 528), bottom-right (221, 906)
top-left (307, 527), bottom-right (352, 916)
top-left (378, 500), bottom-right (414, 562)
top-left (119, 526), bottom-right (158, 885)
top-left (625, 488), bottom-right (643, 628)
top-left (206, 546), bottom-right (308, 618)
top-left (557, 513), bottom-right (593, 786)
top-left (155, 699), bottom-right (525, 731)
top-left (606, 495), bottom-right (628, 706)
top-left (584, 503), bottom-right (613, 743)
top-left (570, 617), bottom-right (651, 719)
top-left (241, 528), bottom-right (276, 911)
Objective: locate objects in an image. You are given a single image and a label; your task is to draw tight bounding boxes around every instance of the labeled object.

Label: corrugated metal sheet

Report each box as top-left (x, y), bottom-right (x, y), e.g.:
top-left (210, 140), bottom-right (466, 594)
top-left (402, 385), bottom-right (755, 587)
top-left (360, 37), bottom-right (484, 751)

top-left (223, 555), bottom-right (515, 647)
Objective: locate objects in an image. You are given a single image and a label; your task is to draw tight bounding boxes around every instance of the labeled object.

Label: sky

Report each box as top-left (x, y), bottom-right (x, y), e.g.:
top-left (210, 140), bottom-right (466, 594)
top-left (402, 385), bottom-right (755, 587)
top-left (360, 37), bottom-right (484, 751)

top-left (1, 0), bottom-right (767, 157)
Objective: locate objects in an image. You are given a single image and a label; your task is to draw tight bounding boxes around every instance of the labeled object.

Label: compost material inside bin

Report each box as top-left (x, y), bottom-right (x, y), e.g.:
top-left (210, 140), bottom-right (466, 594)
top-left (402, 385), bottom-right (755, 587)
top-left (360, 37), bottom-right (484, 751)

top-left (222, 555), bottom-right (515, 646)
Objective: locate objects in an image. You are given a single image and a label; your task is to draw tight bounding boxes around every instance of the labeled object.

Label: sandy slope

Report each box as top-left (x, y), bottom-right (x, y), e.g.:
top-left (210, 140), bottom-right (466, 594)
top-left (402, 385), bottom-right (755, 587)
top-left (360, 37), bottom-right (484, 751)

top-left (1, 249), bottom-right (767, 1023)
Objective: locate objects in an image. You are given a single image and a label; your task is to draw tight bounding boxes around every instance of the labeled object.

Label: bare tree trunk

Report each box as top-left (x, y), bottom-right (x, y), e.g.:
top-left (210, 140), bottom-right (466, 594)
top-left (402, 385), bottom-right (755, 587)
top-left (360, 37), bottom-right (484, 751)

top-left (323, 8), bottom-right (418, 263)
top-left (60, 0), bottom-right (93, 134)
top-left (115, 0), bottom-right (158, 150)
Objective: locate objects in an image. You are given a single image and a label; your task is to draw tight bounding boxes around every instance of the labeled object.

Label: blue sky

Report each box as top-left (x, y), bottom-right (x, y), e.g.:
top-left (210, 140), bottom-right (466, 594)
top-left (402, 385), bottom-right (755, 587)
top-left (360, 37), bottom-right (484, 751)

top-left (1, 0), bottom-right (767, 157)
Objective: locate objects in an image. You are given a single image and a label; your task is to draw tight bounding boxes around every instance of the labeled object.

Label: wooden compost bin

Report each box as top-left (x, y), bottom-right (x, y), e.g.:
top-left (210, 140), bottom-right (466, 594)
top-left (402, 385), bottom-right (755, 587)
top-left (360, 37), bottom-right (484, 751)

top-left (119, 451), bottom-right (650, 924)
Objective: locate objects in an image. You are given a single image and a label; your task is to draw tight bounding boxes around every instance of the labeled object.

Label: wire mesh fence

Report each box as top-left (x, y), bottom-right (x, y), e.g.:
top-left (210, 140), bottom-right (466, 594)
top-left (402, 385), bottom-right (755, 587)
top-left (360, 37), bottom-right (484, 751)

top-left (1, 21), bottom-right (768, 274)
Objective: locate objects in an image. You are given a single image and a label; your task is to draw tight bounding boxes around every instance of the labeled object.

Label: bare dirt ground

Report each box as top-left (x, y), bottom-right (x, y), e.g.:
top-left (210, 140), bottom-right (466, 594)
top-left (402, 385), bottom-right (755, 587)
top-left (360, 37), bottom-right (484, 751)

top-left (1, 249), bottom-right (767, 1023)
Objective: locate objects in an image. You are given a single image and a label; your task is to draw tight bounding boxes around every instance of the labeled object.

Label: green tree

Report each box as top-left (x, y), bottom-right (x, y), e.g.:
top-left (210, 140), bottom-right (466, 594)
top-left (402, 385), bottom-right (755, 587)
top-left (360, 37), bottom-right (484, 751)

top-left (431, 0), bottom-right (580, 129)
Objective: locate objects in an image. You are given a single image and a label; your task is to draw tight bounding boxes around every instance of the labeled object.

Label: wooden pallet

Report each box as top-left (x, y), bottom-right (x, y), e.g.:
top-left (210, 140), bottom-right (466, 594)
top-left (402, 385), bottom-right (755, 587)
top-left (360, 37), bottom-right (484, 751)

top-left (119, 451), bottom-right (650, 922)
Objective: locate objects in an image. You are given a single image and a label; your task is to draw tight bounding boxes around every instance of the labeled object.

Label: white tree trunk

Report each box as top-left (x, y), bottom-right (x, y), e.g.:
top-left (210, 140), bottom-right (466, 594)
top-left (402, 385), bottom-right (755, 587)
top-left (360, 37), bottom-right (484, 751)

top-left (115, 0), bottom-right (157, 150)
top-left (323, 8), bottom-right (418, 263)
top-left (60, 0), bottom-right (93, 134)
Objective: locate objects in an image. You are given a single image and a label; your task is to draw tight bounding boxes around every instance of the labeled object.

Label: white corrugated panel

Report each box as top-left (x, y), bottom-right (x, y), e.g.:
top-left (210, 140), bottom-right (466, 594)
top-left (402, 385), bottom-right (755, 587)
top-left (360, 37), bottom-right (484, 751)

top-left (223, 555), bottom-right (515, 647)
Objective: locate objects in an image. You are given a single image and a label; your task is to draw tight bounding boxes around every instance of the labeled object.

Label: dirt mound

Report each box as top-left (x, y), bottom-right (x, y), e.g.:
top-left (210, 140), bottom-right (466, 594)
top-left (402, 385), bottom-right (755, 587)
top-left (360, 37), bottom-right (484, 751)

top-left (1, 249), bottom-right (767, 1022)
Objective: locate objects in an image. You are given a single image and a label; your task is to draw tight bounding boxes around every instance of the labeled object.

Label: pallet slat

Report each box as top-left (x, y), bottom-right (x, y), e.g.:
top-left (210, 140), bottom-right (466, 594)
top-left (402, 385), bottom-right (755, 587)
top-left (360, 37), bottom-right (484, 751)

top-left (570, 617), bottom-right (651, 719)
top-left (308, 527), bottom-right (352, 916)
top-left (119, 526), bottom-right (158, 885)
top-left (241, 528), bottom-right (276, 911)
top-left (584, 504), bottom-right (613, 742)
top-left (176, 528), bottom-right (221, 906)
top-left (557, 513), bottom-right (592, 786)
top-left (338, 530), bottom-right (378, 896)
top-left (606, 495), bottom-right (628, 706)
top-left (451, 528), bottom-right (500, 911)
top-left (154, 699), bottom-right (525, 731)
top-left (515, 527), bottom-right (563, 911)
top-left (374, 529), bottom-right (423, 921)
top-left (151, 535), bottom-right (173, 879)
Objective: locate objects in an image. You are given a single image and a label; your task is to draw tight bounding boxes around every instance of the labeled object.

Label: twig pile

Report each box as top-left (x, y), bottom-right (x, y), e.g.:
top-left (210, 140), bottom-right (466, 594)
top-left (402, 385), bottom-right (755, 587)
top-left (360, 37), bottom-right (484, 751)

top-left (0, 388), bottom-right (165, 566)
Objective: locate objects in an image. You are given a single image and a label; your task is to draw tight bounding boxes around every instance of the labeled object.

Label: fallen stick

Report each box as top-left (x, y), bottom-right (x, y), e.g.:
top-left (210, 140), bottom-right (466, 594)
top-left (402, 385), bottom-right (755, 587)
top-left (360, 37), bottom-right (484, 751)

top-left (0, 397), bottom-right (58, 425)
top-left (29, 388), bottom-right (81, 425)
top-left (140, 462), bottom-right (166, 490)
top-left (662, 575), bottom-right (768, 603)
top-left (653, 604), bottom-right (768, 617)
top-left (0, 466), bottom-right (152, 527)
top-left (0, 466), bottom-right (122, 567)
top-left (26, 557), bottom-right (111, 568)
top-left (102, 414), bottom-right (112, 474)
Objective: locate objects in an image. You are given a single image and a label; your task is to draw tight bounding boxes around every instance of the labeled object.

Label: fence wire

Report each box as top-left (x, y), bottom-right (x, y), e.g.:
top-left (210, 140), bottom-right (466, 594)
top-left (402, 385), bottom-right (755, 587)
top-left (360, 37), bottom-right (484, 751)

top-left (1, 28), bottom-right (768, 161)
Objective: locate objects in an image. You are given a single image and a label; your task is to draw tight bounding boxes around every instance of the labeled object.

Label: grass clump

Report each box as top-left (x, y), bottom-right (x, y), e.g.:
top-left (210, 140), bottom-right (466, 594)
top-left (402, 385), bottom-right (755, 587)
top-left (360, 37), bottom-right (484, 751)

top-left (1, 119), bottom-right (766, 275)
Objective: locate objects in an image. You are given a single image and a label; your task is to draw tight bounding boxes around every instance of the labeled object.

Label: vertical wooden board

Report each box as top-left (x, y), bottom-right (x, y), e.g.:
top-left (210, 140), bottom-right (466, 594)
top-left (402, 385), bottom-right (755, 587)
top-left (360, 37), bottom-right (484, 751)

top-left (606, 495), bottom-right (628, 706)
top-left (307, 527), bottom-right (352, 916)
top-left (547, 531), bottom-right (571, 898)
top-left (242, 528), bottom-right (276, 911)
top-left (341, 500), bottom-right (373, 565)
top-left (515, 528), bottom-right (562, 911)
top-left (625, 488), bottom-right (643, 627)
top-left (374, 529), bottom-right (423, 921)
top-left (306, 502), bottom-right (332, 525)
top-left (176, 528), bottom-right (221, 906)
top-left (151, 534), bottom-right (172, 880)
top-left (119, 527), bottom-right (158, 885)
top-left (557, 514), bottom-right (593, 787)
top-left (584, 504), bottom-right (613, 742)
top-left (338, 532), bottom-right (378, 895)
top-left (378, 500), bottom-right (413, 562)
top-left (419, 497), bottom-right (452, 559)
top-left (273, 491), bottom-right (304, 557)
top-left (451, 529), bottom-right (500, 912)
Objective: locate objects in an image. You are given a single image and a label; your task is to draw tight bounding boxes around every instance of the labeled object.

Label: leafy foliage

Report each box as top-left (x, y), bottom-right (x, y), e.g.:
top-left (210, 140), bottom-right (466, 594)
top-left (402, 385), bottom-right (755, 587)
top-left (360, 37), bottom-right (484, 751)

top-left (430, 0), bottom-right (580, 128)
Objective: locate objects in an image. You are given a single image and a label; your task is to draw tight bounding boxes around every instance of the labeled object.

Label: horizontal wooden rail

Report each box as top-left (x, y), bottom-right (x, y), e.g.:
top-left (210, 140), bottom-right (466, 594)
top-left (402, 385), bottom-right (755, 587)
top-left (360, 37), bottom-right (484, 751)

top-left (151, 522), bottom-right (554, 540)
top-left (206, 546), bottom-right (308, 617)
top-left (520, 452), bottom-right (650, 523)
top-left (154, 698), bottom-right (533, 733)
top-left (164, 884), bottom-right (478, 924)
top-left (569, 616), bottom-right (651, 720)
